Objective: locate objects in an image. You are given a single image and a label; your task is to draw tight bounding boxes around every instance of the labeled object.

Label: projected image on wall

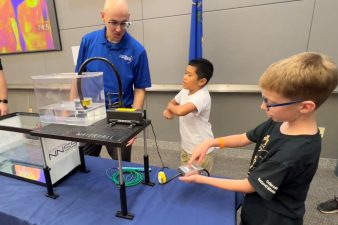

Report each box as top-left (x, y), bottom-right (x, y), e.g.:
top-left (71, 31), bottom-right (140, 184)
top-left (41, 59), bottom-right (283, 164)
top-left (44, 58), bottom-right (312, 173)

top-left (0, 0), bottom-right (61, 55)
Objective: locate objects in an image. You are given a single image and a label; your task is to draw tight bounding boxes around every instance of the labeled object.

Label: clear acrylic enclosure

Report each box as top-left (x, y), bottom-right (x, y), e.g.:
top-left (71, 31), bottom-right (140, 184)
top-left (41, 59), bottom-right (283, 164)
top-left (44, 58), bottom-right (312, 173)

top-left (0, 113), bottom-right (82, 185)
top-left (31, 72), bottom-right (106, 126)
top-left (0, 113), bottom-right (46, 183)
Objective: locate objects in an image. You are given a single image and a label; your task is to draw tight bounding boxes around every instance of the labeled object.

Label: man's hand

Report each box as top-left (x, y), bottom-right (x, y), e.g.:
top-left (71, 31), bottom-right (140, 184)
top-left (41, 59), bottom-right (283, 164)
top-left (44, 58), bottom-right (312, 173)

top-left (126, 136), bottom-right (136, 147)
top-left (0, 103), bottom-right (9, 116)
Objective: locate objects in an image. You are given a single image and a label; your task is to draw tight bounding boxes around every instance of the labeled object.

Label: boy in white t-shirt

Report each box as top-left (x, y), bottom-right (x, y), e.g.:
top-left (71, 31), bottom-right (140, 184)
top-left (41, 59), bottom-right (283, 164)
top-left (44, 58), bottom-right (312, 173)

top-left (163, 58), bottom-right (214, 172)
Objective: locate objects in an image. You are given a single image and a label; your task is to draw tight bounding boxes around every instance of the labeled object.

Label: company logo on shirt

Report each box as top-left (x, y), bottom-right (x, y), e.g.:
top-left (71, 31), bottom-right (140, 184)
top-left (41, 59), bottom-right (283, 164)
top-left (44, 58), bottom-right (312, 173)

top-left (248, 134), bottom-right (270, 175)
top-left (119, 54), bottom-right (133, 63)
top-left (258, 177), bottom-right (278, 194)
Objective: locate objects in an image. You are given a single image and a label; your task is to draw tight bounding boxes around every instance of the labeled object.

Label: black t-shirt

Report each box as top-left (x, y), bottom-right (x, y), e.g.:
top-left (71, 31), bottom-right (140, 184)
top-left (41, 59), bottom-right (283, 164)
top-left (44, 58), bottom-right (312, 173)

top-left (241, 119), bottom-right (321, 225)
top-left (0, 58), bottom-right (3, 70)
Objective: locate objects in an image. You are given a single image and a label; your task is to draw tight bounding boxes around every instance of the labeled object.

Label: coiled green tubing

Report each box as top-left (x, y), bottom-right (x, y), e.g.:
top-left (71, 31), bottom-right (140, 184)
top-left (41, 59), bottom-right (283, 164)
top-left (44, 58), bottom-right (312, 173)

top-left (111, 168), bottom-right (144, 187)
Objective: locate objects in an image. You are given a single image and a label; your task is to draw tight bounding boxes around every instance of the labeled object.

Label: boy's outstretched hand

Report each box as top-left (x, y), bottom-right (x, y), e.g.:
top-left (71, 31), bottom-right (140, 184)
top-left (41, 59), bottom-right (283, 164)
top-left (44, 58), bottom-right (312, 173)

top-left (179, 174), bottom-right (200, 183)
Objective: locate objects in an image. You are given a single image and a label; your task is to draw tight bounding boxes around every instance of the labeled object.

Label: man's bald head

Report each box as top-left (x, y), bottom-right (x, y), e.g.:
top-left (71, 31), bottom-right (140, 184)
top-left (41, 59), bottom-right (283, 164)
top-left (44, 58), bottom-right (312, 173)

top-left (101, 0), bottom-right (130, 43)
top-left (103, 0), bottom-right (129, 15)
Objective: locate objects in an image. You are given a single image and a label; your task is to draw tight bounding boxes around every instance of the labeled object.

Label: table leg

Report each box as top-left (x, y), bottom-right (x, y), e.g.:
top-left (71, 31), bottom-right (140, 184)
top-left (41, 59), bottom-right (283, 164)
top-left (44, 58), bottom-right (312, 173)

top-left (142, 128), bottom-right (155, 186)
top-left (114, 145), bottom-right (134, 220)
top-left (78, 144), bottom-right (90, 173)
top-left (43, 167), bottom-right (59, 199)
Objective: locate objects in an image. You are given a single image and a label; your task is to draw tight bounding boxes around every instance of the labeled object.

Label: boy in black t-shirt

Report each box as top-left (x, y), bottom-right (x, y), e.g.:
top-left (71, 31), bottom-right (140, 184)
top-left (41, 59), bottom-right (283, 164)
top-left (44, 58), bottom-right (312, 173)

top-left (179, 52), bottom-right (338, 225)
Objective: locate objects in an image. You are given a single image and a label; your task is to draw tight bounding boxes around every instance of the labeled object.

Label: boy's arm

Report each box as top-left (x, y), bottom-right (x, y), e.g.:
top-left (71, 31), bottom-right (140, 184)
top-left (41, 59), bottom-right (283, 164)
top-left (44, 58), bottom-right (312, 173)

top-left (179, 176), bottom-right (255, 193)
top-left (189, 133), bottom-right (252, 165)
top-left (163, 98), bottom-right (177, 119)
top-left (167, 100), bottom-right (196, 116)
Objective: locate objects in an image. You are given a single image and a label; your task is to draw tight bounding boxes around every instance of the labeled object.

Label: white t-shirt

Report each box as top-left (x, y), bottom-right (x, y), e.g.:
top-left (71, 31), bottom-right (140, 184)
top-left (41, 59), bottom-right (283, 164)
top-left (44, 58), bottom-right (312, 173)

top-left (175, 86), bottom-right (214, 154)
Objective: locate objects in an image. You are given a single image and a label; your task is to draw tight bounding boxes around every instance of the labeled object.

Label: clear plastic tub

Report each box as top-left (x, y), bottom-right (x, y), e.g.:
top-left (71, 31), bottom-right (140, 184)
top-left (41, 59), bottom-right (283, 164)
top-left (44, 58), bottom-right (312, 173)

top-left (32, 72), bottom-right (106, 126)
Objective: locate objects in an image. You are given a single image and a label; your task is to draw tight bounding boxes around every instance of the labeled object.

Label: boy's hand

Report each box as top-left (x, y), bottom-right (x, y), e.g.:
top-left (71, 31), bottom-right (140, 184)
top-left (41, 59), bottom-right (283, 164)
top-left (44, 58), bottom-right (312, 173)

top-left (188, 140), bottom-right (212, 166)
top-left (163, 109), bottom-right (174, 119)
top-left (179, 174), bottom-right (200, 183)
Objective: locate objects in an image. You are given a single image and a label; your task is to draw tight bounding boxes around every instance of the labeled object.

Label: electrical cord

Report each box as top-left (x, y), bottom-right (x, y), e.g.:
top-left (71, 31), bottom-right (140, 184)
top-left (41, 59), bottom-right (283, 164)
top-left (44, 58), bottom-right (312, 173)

top-left (158, 171), bottom-right (183, 185)
top-left (158, 167), bottom-right (210, 185)
top-left (149, 123), bottom-right (211, 185)
top-left (106, 119), bottom-right (211, 186)
top-left (150, 123), bottom-right (167, 169)
top-left (201, 169), bottom-right (210, 177)
top-left (106, 168), bottom-right (143, 187)
top-left (104, 123), bottom-right (165, 187)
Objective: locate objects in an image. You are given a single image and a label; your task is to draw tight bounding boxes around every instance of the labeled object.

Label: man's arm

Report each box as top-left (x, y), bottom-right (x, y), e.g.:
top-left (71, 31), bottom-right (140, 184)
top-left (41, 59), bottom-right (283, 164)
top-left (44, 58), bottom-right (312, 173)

top-left (125, 88), bottom-right (146, 146)
top-left (133, 88), bottom-right (146, 109)
top-left (71, 38), bottom-right (87, 101)
top-left (0, 71), bottom-right (9, 116)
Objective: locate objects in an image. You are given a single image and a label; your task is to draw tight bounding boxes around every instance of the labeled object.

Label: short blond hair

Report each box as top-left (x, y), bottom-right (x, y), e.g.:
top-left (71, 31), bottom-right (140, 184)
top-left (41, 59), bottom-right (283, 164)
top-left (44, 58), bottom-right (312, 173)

top-left (259, 52), bottom-right (338, 108)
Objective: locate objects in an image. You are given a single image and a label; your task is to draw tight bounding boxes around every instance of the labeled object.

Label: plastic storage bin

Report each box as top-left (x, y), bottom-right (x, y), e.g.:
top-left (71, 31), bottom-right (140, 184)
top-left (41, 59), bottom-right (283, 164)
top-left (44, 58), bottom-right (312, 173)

top-left (31, 72), bottom-right (106, 126)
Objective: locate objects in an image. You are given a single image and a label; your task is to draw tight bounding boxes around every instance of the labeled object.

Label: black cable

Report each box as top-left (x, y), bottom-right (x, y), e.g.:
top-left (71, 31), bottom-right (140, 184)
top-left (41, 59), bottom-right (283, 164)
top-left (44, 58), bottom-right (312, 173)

top-left (158, 168), bottom-right (210, 185)
top-left (149, 121), bottom-right (211, 186)
top-left (77, 57), bottom-right (124, 109)
top-left (150, 123), bottom-right (166, 169)
top-left (202, 169), bottom-right (210, 177)
top-left (158, 171), bottom-right (184, 185)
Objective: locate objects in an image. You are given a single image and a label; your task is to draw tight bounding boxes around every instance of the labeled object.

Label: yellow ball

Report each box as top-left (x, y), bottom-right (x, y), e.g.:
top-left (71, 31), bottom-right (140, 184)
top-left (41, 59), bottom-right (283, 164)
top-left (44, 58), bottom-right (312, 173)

top-left (157, 171), bottom-right (167, 184)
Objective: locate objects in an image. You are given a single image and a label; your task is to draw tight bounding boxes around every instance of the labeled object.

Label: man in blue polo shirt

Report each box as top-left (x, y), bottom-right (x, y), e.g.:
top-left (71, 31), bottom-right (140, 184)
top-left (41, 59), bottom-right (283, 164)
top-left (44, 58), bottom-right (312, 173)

top-left (75, 0), bottom-right (151, 161)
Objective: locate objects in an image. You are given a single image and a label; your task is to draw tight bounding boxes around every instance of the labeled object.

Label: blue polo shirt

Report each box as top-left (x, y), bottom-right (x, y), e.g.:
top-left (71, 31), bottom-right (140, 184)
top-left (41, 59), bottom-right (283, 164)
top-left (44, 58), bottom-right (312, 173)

top-left (75, 27), bottom-right (151, 108)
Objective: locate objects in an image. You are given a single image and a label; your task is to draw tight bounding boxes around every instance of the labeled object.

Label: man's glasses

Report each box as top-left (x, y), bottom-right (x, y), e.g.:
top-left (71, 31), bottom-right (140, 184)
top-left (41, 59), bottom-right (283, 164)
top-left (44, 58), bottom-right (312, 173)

top-left (108, 20), bottom-right (131, 29)
top-left (262, 95), bottom-right (304, 111)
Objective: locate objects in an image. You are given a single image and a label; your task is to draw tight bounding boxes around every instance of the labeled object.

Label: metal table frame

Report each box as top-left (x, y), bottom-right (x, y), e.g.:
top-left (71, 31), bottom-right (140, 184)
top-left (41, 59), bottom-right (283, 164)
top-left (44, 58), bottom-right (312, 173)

top-left (31, 118), bottom-right (154, 220)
